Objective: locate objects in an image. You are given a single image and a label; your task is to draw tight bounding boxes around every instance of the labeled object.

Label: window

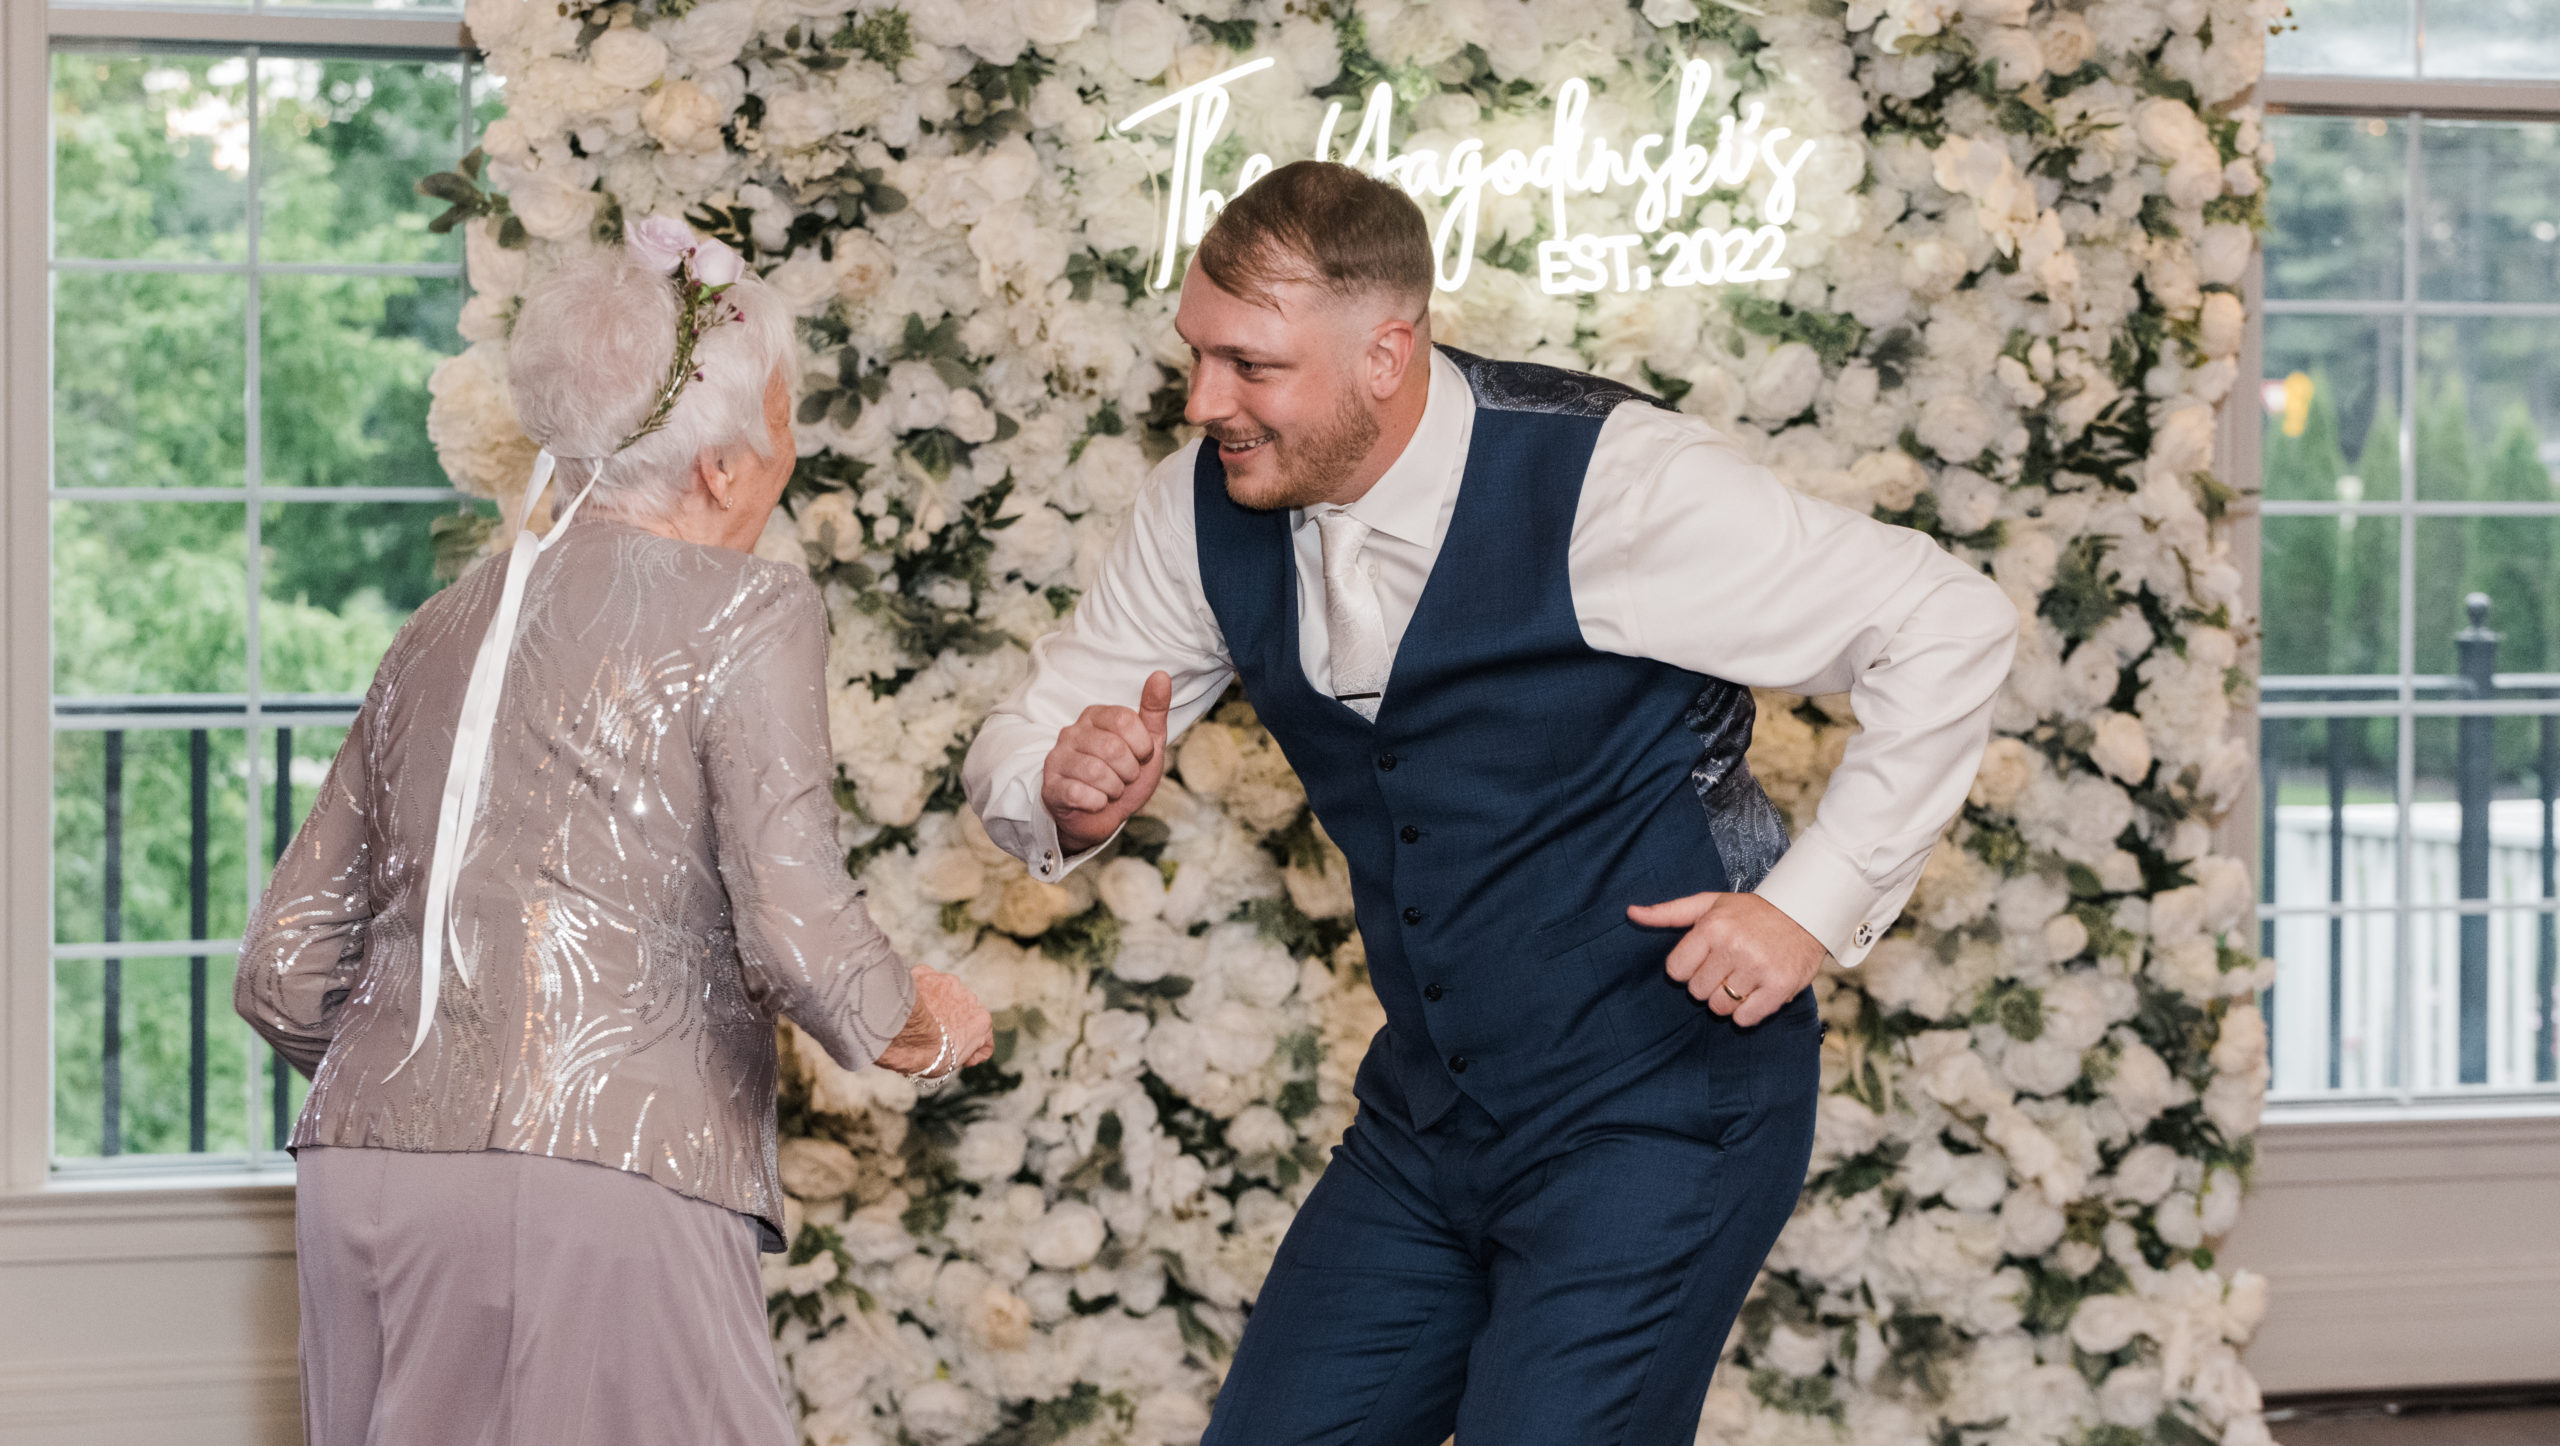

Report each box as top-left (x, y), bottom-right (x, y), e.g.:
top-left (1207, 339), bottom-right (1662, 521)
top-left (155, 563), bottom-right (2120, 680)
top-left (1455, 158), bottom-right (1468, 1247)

top-left (35, 7), bottom-right (488, 1173)
top-left (2257, 4), bottom-right (2560, 1103)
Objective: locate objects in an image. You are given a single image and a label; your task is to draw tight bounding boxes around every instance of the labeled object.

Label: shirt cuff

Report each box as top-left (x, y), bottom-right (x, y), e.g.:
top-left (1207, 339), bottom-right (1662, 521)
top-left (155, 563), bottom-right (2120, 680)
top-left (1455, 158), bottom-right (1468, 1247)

top-left (978, 775), bottom-right (1118, 883)
top-left (1753, 830), bottom-right (1894, 969)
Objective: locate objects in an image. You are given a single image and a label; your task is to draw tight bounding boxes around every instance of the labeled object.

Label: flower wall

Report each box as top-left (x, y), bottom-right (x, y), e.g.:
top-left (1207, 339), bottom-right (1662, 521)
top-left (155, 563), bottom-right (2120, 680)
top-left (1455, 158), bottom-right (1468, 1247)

top-left (429, 0), bottom-right (2284, 1439)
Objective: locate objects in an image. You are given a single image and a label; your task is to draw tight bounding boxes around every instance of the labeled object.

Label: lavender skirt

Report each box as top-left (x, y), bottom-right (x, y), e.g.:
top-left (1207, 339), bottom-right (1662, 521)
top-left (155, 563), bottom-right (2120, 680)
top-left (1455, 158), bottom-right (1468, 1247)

top-left (293, 1146), bottom-right (795, 1446)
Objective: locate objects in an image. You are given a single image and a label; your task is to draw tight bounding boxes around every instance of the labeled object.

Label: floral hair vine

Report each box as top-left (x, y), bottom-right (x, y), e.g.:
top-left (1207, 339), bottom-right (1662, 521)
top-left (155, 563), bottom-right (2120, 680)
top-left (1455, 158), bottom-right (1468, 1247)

top-left (613, 214), bottom-right (748, 455)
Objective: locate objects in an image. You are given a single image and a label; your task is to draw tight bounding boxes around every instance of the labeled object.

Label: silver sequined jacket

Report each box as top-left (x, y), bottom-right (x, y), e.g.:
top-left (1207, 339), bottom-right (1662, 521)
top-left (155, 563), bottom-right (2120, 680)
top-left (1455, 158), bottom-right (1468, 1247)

top-left (235, 516), bottom-right (915, 1249)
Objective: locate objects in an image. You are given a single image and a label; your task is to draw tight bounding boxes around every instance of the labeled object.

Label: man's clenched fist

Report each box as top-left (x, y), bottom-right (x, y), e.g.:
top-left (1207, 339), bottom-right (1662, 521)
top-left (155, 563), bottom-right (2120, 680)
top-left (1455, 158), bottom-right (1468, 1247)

top-left (1042, 670), bottom-right (1174, 855)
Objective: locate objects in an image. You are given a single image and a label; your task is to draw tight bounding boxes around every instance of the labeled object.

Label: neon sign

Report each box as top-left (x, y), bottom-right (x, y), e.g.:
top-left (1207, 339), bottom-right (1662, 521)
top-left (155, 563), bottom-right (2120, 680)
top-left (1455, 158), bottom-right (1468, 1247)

top-left (1112, 57), bottom-right (1820, 297)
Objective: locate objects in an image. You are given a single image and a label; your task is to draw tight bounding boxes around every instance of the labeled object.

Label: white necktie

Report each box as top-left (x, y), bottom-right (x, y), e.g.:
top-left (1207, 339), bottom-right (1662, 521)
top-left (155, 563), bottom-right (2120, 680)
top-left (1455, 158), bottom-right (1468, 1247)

top-left (1315, 509), bottom-right (1390, 721)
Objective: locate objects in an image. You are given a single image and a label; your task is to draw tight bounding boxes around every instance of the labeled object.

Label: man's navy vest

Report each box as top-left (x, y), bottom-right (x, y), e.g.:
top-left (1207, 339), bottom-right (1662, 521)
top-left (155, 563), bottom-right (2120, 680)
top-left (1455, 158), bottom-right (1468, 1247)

top-left (1193, 345), bottom-right (1793, 1131)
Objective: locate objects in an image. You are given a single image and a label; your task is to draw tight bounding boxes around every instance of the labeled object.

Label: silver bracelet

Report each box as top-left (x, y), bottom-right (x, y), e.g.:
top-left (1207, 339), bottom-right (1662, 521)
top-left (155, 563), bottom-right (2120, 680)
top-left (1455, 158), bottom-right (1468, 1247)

top-left (908, 1016), bottom-right (961, 1093)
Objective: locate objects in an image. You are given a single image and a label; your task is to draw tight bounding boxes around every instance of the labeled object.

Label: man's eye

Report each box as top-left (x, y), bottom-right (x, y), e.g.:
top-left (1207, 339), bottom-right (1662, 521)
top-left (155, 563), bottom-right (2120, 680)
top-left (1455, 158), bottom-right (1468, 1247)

top-left (1234, 359), bottom-right (1260, 375)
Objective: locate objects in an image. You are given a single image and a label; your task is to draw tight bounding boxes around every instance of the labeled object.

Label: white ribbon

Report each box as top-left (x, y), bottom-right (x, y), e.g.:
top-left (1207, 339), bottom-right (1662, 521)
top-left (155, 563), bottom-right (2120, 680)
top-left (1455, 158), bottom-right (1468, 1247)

top-left (390, 450), bottom-right (603, 1077)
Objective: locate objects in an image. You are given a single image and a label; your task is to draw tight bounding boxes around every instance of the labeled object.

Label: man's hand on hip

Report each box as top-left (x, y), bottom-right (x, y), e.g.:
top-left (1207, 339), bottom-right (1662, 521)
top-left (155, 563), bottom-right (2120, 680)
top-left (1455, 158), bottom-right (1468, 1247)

top-left (1042, 670), bottom-right (1174, 856)
top-left (1625, 892), bottom-right (1828, 1027)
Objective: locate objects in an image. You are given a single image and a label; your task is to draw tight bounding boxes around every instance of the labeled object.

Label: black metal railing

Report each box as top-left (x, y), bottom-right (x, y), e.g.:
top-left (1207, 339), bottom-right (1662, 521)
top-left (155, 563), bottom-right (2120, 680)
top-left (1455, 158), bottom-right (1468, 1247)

top-left (2262, 594), bottom-right (2560, 1091)
top-left (54, 694), bottom-right (359, 1160)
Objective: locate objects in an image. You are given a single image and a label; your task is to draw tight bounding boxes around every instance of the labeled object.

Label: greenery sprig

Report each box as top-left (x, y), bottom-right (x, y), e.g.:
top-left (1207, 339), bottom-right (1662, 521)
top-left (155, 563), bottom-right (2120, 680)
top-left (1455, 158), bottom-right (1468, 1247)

top-left (614, 250), bottom-right (743, 454)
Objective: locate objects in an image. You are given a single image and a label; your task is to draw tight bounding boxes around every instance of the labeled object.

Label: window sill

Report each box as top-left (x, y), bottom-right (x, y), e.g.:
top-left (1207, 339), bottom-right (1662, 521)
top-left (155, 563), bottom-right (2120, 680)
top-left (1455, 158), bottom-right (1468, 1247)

top-left (0, 1167), bottom-right (296, 1268)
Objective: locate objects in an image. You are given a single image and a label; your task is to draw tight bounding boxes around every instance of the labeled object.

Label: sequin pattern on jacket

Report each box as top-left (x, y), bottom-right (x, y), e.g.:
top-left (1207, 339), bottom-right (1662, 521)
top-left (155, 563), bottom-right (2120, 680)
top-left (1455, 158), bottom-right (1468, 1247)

top-left (235, 516), bottom-right (916, 1250)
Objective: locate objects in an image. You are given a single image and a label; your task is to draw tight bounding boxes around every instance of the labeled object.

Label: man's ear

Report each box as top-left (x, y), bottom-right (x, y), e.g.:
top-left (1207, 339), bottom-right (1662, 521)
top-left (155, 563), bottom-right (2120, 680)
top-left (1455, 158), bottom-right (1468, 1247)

top-left (1367, 312), bottom-right (1420, 400)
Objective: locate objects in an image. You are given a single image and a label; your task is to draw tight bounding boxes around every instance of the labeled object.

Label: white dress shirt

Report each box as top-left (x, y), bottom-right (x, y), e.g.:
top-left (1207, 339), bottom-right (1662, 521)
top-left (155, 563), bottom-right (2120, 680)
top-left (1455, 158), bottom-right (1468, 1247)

top-left (960, 347), bottom-right (2021, 968)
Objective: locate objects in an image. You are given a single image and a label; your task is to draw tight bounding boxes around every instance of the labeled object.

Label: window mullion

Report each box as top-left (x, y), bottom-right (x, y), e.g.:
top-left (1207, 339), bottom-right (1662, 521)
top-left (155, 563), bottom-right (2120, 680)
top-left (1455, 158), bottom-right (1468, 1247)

top-left (241, 44), bottom-right (267, 1164)
top-left (2394, 109), bottom-right (2423, 1102)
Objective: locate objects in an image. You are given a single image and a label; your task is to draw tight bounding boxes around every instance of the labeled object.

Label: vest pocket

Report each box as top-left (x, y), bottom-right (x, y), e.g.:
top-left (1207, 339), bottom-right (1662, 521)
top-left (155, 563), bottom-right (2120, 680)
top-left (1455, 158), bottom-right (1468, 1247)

top-left (1526, 894), bottom-right (1640, 958)
top-left (1574, 919), bottom-right (1712, 1057)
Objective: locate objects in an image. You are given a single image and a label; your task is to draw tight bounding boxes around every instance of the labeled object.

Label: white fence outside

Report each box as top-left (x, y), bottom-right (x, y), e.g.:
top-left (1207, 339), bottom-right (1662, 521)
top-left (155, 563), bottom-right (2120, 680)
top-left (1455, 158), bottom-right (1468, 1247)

top-left (2267, 800), bottom-right (2559, 1095)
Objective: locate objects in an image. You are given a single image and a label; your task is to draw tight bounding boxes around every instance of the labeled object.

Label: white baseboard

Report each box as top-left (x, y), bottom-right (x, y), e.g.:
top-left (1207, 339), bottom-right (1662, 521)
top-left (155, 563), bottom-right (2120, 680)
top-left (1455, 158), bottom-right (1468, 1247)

top-left (0, 1351), bottom-right (299, 1432)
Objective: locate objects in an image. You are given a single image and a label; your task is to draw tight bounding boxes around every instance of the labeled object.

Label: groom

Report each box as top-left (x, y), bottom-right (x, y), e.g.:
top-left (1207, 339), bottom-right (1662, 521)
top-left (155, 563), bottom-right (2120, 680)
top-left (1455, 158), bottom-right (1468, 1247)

top-left (963, 161), bottom-right (2017, 1442)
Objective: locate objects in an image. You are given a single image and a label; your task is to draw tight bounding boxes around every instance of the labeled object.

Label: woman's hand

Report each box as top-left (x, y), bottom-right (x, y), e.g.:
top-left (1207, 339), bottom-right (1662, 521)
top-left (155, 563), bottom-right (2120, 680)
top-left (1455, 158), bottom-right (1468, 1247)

top-left (873, 965), bottom-right (996, 1077)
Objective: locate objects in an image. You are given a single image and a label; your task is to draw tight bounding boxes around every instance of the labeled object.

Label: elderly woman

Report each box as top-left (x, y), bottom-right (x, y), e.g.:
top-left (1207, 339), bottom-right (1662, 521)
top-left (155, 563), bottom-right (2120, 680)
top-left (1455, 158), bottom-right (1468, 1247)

top-left (235, 224), bottom-right (991, 1446)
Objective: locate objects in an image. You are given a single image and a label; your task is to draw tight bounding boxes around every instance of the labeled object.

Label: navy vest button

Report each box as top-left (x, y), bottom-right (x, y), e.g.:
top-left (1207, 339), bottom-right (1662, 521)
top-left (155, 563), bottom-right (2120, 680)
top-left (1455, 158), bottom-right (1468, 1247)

top-left (1376, 753), bottom-right (1398, 771)
top-left (1423, 982), bottom-right (1444, 1001)
top-left (1448, 1054), bottom-right (1469, 1073)
top-left (1401, 906), bottom-right (1424, 925)
top-left (1399, 824), bottom-right (1420, 843)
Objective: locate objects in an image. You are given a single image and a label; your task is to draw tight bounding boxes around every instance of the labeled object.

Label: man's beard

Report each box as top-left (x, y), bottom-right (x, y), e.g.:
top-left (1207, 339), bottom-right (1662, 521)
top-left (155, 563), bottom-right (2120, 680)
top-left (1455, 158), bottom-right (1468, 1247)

top-left (1210, 382), bottom-right (1381, 511)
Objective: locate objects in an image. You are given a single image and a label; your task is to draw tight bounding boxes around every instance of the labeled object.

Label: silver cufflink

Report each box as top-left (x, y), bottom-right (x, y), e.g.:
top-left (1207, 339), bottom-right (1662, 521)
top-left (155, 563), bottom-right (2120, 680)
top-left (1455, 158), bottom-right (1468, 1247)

top-left (1853, 921), bottom-right (1875, 947)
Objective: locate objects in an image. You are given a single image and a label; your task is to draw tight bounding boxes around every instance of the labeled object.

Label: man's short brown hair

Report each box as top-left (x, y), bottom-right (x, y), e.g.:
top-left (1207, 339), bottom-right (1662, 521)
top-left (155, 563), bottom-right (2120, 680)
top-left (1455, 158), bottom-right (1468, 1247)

top-left (1193, 160), bottom-right (1434, 314)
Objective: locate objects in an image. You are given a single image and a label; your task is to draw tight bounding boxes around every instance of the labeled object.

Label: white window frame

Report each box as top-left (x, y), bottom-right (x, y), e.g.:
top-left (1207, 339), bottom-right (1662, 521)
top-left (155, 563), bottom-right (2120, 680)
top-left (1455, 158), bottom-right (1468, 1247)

top-left (2248, 70), bottom-right (2560, 1122)
top-left (2, 0), bottom-right (474, 1200)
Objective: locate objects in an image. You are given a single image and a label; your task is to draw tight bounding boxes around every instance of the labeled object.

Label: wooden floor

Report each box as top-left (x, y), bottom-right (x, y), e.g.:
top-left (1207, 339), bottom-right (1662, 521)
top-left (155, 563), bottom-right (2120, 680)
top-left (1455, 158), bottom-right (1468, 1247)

top-left (2274, 1406), bottom-right (2560, 1445)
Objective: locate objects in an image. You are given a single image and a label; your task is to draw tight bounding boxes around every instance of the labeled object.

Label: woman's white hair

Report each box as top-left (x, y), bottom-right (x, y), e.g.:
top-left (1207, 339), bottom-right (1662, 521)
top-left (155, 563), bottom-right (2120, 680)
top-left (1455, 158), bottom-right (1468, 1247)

top-left (507, 243), bottom-right (795, 521)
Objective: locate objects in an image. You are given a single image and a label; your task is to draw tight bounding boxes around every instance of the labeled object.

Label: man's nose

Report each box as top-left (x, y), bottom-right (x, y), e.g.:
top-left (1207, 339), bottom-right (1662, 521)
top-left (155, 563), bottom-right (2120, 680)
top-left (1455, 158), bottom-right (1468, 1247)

top-left (1184, 365), bottom-right (1231, 428)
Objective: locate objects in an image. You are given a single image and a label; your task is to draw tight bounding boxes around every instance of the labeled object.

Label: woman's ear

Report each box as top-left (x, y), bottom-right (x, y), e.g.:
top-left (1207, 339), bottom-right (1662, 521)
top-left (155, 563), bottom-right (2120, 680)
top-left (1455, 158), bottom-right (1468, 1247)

top-left (693, 447), bottom-right (736, 511)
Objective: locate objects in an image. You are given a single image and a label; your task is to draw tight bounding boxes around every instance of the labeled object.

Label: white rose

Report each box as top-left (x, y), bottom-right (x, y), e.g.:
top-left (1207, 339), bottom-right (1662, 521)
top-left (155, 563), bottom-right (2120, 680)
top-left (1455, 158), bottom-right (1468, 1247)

top-left (832, 229), bottom-right (897, 301)
top-left (760, 88), bottom-right (844, 152)
top-left (1226, 1105), bottom-right (1295, 1157)
top-left (1144, 1014), bottom-right (1208, 1090)
top-left (778, 1136), bottom-right (860, 1199)
top-left (884, 359), bottom-right (953, 433)
top-left (762, 250), bottom-right (838, 314)
top-left (2069, 1293), bottom-right (2155, 1354)
top-left (1998, 1184), bottom-right (2067, 1255)
top-left (1098, 857), bottom-right (1168, 920)
top-left (1745, 341), bottom-right (1824, 423)
top-left (2089, 710), bottom-right (2152, 783)
top-left (2196, 221), bottom-right (2254, 286)
top-left (1917, 392), bottom-right (1995, 462)
top-left (1133, 1391), bottom-right (1211, 1445)
top-left (1069, 432), bottom-right (1148, 515)
top-left (1852, 448), bottom-right (1929, 510)
top-left (970, 200), bottom-right (1070, 292)
top-left (1762, 1323), bottom-right (1831, 1376)
top-left (463, 216), bottom-right (525, 299)
top-left (2153, 1188), bottom-right (2205, 1248)
top-left (507, 172), bottom-right (599, 242)
top-left (1106, 0), bottom-right (1182, 80)
top-left (987, 499), bottom-right (1074, 583)
top-left (1979, 27), bottom-right (2044, 88)
top-left (945, 388), bottom-right (1001, 445)
top-left (899, 1380), bottom-right (996, 1445)
top-left (2042, 13), bottom-right (2096, 72)
top-left (457, 291), bottom-right (510, 343)
top-left (1022, 0), bottom-right (1098, 46)
top-left (661, 0), bottom-right (756, 69)
top-left (2099, 1365), bottom-right (2165, 1428)
top-left (642, 77), bottom-right (727, 153)
top-left (2108, 1140), bottom-right (2179, 1204)
top-left (425, 343), bottom-right (539, 501)
top-left (1027, 1200), bottom-right (1108, 1269)
top-left (954, 1119), bottom-right (1030, 1182)
top-left (1970, 735), bottom-right (2035, 810)
top-left (588, 26), bottom-right (669, 89)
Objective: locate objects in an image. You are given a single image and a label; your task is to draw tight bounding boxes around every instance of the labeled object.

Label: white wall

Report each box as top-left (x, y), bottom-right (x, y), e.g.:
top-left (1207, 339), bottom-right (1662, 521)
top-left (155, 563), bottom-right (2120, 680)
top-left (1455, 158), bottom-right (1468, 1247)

top-left (2222, 1109), bottom-right (2560, 1396)
top-left (0, 1184), bottom-right (299, 1446)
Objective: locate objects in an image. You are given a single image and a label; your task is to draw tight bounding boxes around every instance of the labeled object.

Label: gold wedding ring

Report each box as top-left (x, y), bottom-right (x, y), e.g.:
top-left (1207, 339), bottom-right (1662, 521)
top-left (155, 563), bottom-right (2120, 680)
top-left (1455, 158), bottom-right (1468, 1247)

top-left (1720, 980), bottom-right (1748, 1001)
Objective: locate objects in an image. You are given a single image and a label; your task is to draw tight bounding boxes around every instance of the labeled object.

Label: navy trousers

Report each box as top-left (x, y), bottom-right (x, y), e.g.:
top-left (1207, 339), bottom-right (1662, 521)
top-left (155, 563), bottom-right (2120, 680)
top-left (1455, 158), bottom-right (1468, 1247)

top-left (1201, 985), bottom-right (1823, 1446)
